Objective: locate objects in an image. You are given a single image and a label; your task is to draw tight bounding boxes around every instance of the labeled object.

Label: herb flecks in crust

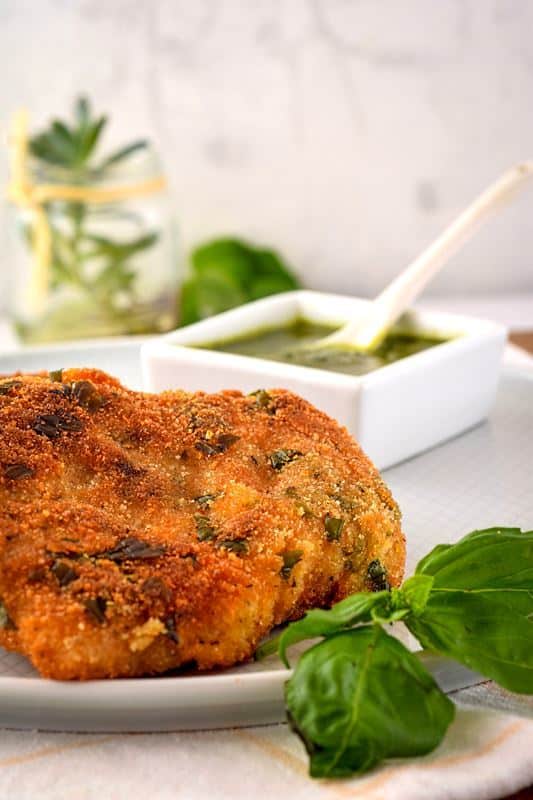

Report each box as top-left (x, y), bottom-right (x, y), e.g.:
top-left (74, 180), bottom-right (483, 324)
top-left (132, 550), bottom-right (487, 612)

top-left (33, 412), bottom-right (83, 438)
top-left (269, 449), bottom-right (303, 471)
top-left (249, 389), bottom-right (276, 414)
top-left (0, 369), bottom-right (405, 680)
top-left (83, 596), bottom-right (107, 624)
top-left (96, 537), bottom-right (166, 563)
top-left (195, 515), bottom-right (217, 542)
top-left (217, 538), bottom-right (249, 555)
top-left (367, 559), bottom-right (391, 592)
top-left (195, 433), bottom-right (239, 457)
top-left (280, 550), bottom-right (303, 579)
top-left (0, 381), bottom-right (22, 396)
top-left (63, 380), bottom-right (106, 412)
top-left (51, 561), bottom-right (79, 587)
top-left (324, 515), bottom-right (345, 541)
top-left (3, 464), bottom-right (34, 480)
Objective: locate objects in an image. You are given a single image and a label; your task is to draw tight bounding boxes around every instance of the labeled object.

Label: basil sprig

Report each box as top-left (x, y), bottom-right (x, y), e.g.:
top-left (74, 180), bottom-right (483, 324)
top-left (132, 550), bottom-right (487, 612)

top-left (262, 527), bottom-right (533, 778)
top-left (179, 238), bottom-right (300, 325)
top-left (287, 626), bottom-right (454, 778)
top-left (405, 527), bottom-right (533, 693)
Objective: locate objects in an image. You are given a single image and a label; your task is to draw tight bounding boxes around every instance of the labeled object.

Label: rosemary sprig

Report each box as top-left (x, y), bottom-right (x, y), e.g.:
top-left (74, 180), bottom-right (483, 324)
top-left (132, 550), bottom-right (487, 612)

top-left (24, 96), bottom-right (159, 334)
top-left (29, 96), bottom-right (148, 174)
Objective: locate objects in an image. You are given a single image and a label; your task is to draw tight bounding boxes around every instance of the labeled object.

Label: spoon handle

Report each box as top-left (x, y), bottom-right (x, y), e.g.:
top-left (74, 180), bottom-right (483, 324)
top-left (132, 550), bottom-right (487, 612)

top-left (331, 162), bottom-right (533, 350)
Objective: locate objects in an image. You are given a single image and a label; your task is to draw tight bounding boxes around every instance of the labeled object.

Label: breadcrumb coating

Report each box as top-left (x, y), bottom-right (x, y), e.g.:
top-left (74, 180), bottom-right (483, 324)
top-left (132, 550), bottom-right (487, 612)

top-left (0, 369), bottom-right (405, 680)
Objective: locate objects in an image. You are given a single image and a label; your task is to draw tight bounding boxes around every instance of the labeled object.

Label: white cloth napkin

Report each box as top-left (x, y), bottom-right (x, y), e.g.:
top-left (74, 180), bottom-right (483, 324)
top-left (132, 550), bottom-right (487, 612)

top-left (0, 708), bottom-right (531, 800)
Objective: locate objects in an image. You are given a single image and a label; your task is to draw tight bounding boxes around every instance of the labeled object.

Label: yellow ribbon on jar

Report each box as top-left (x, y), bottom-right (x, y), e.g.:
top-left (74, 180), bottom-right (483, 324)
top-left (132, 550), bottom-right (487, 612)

top-left (6, 109), bottom-right (167, 313)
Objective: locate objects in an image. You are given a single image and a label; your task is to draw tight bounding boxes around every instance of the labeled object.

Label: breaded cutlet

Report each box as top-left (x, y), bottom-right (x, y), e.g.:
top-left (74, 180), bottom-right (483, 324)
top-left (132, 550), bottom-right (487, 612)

top-left (0, 369), bottom-right (405, 679)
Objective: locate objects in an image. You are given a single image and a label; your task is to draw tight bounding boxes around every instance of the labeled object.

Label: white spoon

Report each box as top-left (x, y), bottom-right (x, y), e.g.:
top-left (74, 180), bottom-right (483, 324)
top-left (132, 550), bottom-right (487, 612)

top-left (311, 161), bottom-right (533, 353)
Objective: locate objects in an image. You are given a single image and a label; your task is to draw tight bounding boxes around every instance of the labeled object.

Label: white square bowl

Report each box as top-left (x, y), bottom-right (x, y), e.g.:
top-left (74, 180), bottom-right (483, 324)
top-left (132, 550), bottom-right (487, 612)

top-left (141, 291), bottom-right (506, 469)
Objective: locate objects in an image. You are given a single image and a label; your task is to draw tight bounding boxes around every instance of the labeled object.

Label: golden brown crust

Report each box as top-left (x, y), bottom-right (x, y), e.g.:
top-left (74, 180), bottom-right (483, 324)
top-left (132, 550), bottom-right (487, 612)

top-left (0, 369), bottom-right (405, 680)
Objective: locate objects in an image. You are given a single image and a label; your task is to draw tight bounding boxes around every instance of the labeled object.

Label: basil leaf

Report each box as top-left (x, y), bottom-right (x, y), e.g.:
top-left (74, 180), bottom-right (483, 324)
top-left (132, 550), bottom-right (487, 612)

top-left (180, 238), bottom-right (301, 325)
top-left (253, 247), bottom-right (298, 280)
top-left (180, 273), bottom-right (247, 326)
top-left (415, 527), bottom-right (532, 589)
top-left (286, 625), bottom-right (454, 778)
top-left (192, 239), bottom-right (256, 287)
top-left (256, 589), bottom-right (406, 666)
top-left (248, 274), bottom-right (298, 300)
top-left (405, 527), bottom-right (533, 693)
top-left (249, 248), bottom-right (299, 295)
top-left (179, 279), bottom-right (203, 328)
top-left (397, 573), bottom-right (434, 615)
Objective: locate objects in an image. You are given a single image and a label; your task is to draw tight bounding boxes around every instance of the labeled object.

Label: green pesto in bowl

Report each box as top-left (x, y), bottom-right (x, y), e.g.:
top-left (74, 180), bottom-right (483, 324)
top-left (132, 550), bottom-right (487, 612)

top-left (195, 318), bottom-right (449, 377)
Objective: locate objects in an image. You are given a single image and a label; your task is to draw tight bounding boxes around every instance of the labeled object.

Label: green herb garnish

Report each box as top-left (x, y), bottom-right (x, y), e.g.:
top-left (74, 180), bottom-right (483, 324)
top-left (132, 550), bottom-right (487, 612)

top-left (324, 515), bottom-right (344, 541)
top-left (194, 493), bottom-right (219, 508)
top-left (268, 449), bottom-right (303, 471)
top-left (0, 600), bottom-right (15, 630)
top-left (25, 96), bottom-right (159, 335)
top-left (164, 615), bottom-right (179, 644)
top-left (287, 626), bottom-right (454, 778)
top-left (51, 560), bottom-right (79, 587)
top-left (179, 238), bottom-right (300, 326)
top-left (195, 433), bottom-right (240, 457)
top-left (367, 558), bottom-right (390, 591)
top-left (329, 492), bottom-right (357, 511)
top-left (3, 463), bottom-right (34, 480)
top-left (249, 389), bottom-right (275, 412)
top-left (259, 527), bottom-right (533, 778)
top-left (0, 381), bottom-right (22, 395)
top-left (97, 537), bottom-right (166, 562)
top-left (218, 538), bottom-right (249, 555)
top-left (30, 96), bottom-right (148, 175)
top-left (404, 526), bottom-right (533, 692)
top-left (280, 550), bottom-right (303, 579)
top-left (195, 515), bottom-right (217, 542)
top-left (83, 596), bottom-right (107, 624)
top-left (33, 412), bottom-right (83, 438)
top-left (63, 380), bottom-right (106, 411)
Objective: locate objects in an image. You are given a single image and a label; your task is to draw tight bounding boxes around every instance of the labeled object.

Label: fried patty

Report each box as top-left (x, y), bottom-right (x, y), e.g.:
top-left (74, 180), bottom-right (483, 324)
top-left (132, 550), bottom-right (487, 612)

top-left (0, 369), bottom-right (405, 680)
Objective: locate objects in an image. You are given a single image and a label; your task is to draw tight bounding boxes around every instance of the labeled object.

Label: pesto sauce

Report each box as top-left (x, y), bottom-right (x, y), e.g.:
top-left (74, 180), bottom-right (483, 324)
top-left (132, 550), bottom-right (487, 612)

top-left (198, 318), bottom-right (447, 377)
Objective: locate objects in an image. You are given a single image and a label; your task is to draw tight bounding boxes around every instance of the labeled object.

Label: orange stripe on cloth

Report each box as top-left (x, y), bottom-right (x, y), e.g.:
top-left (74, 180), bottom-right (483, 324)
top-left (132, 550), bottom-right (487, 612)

top-left (329, 720), bottom-right (526, 798)
top-left (232, 729), bottom-right (309, 778)
top-left (0, 735), bottom-right (118, 768)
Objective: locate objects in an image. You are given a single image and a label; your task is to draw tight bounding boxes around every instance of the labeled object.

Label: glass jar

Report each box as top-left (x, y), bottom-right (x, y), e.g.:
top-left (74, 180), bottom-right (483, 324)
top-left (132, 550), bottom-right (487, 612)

top-left (7, 147), bottom-right (179, 344)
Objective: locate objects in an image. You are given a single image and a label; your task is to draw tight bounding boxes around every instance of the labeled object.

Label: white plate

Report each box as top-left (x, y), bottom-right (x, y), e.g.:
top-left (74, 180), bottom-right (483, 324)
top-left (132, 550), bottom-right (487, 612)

top-left (0, 342), bottom-right (532, 732)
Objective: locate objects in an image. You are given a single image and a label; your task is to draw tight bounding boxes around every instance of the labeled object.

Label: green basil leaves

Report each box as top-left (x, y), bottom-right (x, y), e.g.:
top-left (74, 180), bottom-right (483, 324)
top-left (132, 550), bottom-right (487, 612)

top-left (405, 527), bottom-right (533, 693)
top-left (257, 573), bottom-right (434, 665)
top-left (257, 589), bottom-right (403, 665)
top-left (179, 238), bottom-right (300, 326)
top-left (263, 526), bottom-right (533, 778)
top-left (286, 626), bottom-right (454, 778)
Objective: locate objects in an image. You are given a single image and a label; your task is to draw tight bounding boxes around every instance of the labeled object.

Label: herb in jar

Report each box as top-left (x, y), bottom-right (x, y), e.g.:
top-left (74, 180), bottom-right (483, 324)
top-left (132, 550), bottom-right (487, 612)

top-left (8, 97), bottom-right (178, 343)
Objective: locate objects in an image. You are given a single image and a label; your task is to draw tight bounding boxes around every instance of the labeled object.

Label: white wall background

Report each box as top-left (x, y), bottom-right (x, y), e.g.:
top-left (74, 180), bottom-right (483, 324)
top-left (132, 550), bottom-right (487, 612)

top-left (1, 0), bottom-right (533, 299)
